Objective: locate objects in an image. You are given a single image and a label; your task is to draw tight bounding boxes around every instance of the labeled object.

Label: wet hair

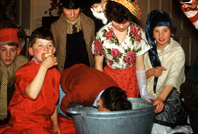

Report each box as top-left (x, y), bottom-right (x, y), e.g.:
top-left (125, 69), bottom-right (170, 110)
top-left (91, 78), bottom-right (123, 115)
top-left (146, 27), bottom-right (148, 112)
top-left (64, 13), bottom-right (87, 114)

top-left (29, 27), bottom-right (54, 47)
top-left (61, 0), bottom-right (80, 9)
top-left (101, 86), bottom-right (132, 111)
top-left (105, 1), bottom-right (139, 24)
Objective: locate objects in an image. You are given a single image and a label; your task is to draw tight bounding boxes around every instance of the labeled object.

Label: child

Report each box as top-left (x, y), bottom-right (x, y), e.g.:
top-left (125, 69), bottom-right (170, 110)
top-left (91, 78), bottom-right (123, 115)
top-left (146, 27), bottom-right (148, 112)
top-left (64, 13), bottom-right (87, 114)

top-left (92, 0), bottom-right (153, 100)
top-left (145, 10), bottom-right (192, 133)
top-left (51, 0), bottom-right (95, 72)
top-left (0, 27), bottom-right (61, 134)
top-left (58, 64), bottom-right (131, 114)
top-left (58, 64), bottom-right (131, 134)
top-left (0, 28), bottom-right (28, 124)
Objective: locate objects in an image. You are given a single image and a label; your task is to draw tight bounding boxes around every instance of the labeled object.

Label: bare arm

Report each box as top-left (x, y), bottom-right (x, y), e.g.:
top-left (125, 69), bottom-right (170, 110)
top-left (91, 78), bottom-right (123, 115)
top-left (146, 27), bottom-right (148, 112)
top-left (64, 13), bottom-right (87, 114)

top-left (136, 54), bottom-right (145, 71)
top-left (25, 55), bottom-right (58, 100)
top-left (95, 55), bottom-right (104, 72)
top-left (153, 85), bottom-right (174, 113)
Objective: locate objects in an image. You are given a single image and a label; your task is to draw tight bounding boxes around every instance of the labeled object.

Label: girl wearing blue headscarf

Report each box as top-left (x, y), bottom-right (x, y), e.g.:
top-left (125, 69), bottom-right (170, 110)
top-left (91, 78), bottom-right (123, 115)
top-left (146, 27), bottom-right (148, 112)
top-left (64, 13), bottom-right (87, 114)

top-left (144, 10), bottom-right (192, 133)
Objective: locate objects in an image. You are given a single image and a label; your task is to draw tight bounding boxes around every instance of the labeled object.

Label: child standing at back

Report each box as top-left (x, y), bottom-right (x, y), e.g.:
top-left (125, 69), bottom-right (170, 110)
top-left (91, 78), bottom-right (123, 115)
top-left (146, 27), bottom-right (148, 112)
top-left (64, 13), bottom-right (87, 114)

top-left (0, 27), bottom-right (61, 134)
top-left (0, 28), bottom-right (28, 125)
top-left (144, 10), bottom-right (192, 133)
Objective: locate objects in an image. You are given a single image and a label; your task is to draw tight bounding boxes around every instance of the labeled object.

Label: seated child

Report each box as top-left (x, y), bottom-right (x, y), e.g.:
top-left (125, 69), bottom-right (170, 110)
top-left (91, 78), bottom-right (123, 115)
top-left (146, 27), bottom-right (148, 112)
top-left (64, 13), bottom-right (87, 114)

top-left (0, 27), bottom-right (61, 134)
top-left (0, 28), bottom-right (28, 125)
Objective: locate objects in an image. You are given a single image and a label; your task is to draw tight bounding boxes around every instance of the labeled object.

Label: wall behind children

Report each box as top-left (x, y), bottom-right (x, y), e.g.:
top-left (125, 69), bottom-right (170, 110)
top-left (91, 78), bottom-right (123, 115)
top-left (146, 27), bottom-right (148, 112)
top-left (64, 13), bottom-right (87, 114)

top-left (16, 0), bottom-right (198, 66)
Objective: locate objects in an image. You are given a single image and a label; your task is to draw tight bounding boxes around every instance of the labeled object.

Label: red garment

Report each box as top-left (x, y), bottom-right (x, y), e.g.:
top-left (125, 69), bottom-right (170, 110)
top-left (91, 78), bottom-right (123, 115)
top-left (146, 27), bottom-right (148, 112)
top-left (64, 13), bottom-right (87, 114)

top-left (103, 64), bottom-right (139, 97)
top-left (0, 60), bottom-right (60, 134)
top-left (180, 5), bottom-right (198, 31)
top-left (58, 114), bottom-right (76, 134)
top-left (60, 64), bottom-right (118, 112)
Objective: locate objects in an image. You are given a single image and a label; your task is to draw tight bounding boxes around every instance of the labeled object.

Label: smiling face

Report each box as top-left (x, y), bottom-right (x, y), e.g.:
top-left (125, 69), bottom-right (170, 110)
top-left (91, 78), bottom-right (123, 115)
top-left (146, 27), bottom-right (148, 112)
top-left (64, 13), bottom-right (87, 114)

top-left (153, 26), bottom-right (172, 48)
top-left (0, 44), bottom-right (21, 66)
top-left (112, 20), bottom-right (130, 32)
top-left (63, 8), bottom-right (80, 23)
top-left (28, 38), bottom-right (56, 62)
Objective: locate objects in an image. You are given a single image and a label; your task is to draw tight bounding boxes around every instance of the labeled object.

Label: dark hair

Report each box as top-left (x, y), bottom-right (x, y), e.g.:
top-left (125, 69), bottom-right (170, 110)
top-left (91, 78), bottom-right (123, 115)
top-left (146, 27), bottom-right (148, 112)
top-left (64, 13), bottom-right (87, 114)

top-left (61, 0), bottom-right (80, 9)
top-left (8, 43), bottom-right (19, 48)
top-left (105, 1), bottom-right (139, 24)
top-left (29, 27), bottom-right (54, 47)
top-left (101, 86), bottom-right (132, 111)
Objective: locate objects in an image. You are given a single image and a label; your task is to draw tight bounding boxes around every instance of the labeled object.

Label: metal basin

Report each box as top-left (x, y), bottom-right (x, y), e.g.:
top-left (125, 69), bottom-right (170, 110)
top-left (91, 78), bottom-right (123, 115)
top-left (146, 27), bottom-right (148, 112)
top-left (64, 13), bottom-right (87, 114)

top-left (66, 98), bottom-right (155, 134)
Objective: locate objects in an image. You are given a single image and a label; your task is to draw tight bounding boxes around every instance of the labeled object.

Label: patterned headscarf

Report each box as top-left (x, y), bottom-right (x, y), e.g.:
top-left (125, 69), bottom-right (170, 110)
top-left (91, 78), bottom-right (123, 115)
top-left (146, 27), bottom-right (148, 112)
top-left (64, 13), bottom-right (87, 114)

top-left (146, 9), bottom-right (172, 93)
top-left (109, 0), bottom-right (141, 20)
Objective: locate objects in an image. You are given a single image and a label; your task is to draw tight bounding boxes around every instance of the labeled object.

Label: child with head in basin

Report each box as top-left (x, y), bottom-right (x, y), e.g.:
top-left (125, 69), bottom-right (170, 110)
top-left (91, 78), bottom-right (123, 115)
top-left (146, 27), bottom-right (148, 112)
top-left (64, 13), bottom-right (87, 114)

top-left (145, 10), bottom-right (192, 133)
top-left (0, 28), bottom-right (28, 125)
top-left (0, 27), bottom-right (61, 134)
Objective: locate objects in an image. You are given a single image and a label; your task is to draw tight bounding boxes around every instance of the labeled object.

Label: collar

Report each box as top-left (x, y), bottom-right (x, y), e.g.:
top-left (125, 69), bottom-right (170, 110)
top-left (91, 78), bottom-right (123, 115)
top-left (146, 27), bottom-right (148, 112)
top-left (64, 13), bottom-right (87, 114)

top-left (65, 17), bottom-right (81, 34)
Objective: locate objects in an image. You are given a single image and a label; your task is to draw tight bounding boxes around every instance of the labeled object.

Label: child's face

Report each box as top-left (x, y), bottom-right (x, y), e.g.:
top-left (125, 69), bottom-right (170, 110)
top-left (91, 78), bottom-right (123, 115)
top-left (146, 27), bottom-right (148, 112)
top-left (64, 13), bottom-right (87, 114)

top-left (0, 44), bottom-right (21, 66)
top-left (112, 20), bottom-right (130, 32)
top-left (153, 26), bottom-right (171, 46)
top-left (28, 38), bottom-right (56, 62)
top-left (63, 8), bottom-right (80, 23)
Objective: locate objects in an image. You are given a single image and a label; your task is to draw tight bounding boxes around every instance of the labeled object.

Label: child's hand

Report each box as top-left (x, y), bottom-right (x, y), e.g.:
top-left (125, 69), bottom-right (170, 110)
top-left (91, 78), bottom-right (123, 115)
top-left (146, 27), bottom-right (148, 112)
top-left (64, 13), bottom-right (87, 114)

top-left (92, 3), bottom-right (102, 8)
top-left (150, 66), bottom-right (166, 77)
top-left (153, 96), bottom-right (164, 113)
top-left (41, 54), bottom-right (58, 69)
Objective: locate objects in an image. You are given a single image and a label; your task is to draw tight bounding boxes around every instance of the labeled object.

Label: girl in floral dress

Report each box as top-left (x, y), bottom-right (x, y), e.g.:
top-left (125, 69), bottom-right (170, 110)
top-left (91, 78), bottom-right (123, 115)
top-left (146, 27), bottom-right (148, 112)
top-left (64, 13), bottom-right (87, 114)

top-left (92, 0), bottom-right (153, 100)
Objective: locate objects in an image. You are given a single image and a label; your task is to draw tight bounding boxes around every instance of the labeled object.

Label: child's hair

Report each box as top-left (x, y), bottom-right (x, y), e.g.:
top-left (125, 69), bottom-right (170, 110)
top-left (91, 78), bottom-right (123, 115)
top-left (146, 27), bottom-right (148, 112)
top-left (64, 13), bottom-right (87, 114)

top-left (29, 27), bottom-right (54, 47)
top-left (8, 43), bottom-right (19, 48)
top-left (60, 0), bottom-right (80, 9)
top-left (101, 86), bottom-right (132, 111)
top-left (105, 1), bottom-right (140, 24)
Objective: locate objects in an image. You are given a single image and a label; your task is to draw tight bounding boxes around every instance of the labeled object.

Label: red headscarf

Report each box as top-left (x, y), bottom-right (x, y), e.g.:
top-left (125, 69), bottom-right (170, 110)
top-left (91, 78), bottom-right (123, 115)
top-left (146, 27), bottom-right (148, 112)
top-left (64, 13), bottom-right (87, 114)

top-left (0, 28), bottom-right (21, 48)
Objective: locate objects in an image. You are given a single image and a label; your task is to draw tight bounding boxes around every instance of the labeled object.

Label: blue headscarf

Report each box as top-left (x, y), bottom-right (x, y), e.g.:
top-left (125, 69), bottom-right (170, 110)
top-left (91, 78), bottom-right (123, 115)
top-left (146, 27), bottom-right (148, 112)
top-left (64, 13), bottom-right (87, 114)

top-left (146, 9), bottom-right (172, 93)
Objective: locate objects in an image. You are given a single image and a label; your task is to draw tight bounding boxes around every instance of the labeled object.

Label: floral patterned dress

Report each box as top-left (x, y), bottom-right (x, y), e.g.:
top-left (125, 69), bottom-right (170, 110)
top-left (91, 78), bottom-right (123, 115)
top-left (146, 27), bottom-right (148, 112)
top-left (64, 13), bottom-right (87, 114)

top-left (92, 22), bottom-right (150, 97)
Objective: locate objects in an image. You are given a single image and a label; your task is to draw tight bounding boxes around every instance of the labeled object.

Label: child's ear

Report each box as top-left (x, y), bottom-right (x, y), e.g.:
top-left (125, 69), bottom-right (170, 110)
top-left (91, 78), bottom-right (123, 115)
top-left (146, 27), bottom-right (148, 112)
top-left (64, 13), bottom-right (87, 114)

top-left (16, 47), bottom-right (21, 55)
top-left (97, 99), bottom-right (102, 107)
top-left (52, 47), bottom-right (56, 55)
top-left (28, 47), bottom-right (34, 56)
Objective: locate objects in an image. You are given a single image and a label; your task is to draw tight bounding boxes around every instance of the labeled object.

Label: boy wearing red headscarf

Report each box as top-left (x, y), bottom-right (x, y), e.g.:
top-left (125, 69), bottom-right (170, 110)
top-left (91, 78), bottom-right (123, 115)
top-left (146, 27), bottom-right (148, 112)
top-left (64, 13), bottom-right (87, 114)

top-left (0, 28), bottom-right (28, 125)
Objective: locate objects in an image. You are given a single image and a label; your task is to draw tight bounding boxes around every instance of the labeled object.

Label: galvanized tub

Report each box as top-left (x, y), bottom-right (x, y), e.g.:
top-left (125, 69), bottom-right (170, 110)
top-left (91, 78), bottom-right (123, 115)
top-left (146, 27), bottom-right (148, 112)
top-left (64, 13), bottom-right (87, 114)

top-left (66, 98), bottom-right (155, 134)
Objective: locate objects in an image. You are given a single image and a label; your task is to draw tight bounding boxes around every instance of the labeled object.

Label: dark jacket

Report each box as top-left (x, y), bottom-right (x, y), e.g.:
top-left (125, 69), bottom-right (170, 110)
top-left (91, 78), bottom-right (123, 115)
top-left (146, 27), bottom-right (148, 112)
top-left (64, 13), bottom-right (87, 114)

top-left (51, 12), bottom-right (95, 72)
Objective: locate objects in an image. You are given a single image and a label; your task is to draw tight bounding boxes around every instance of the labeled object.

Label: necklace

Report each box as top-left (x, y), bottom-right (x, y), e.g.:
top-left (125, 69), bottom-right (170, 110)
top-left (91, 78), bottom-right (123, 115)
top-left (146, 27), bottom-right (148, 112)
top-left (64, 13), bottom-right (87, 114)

top-left (113, 28), bottom-right (127, 44)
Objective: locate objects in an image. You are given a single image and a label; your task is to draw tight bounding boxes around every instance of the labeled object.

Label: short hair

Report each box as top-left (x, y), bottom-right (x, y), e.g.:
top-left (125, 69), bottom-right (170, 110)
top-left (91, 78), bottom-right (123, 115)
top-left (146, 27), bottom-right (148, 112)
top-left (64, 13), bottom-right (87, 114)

top-left (105, 1), bottom-right (138, 23)
top-left (101, 86), bottom-right (132, 111)
top-left (29, 27), bottom-right (54, 47)
top-left (60, 0), bottom-right (80, 9)
top-left (8, 43), bottom-right (19, 48)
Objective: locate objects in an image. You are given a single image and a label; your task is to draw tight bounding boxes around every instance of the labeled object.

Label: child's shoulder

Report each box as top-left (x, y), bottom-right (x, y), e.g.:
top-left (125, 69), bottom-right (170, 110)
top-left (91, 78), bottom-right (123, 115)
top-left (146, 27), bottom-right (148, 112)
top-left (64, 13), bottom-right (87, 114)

top-left (130, 22), bottom-right (144, 31)
top-left (15, 55), bottom-right (28, 63)
top-left (17, 60), bottom-right (37, 72)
